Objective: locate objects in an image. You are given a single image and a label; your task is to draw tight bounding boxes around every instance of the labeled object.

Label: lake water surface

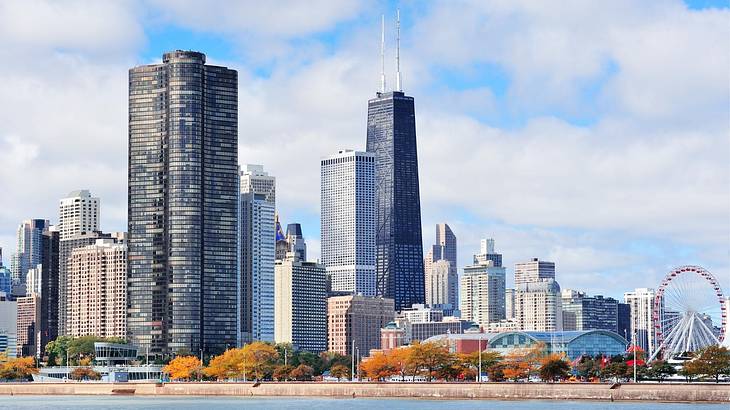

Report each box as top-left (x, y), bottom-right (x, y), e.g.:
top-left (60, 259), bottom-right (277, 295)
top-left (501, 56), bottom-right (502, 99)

top-left (0, 396), bottom-right (725, 410)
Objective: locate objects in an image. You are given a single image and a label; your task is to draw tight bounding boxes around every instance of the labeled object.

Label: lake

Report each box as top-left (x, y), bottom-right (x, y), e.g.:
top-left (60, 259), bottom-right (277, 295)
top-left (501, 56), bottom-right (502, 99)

top-left (0, 396), bottom-right (725, 409)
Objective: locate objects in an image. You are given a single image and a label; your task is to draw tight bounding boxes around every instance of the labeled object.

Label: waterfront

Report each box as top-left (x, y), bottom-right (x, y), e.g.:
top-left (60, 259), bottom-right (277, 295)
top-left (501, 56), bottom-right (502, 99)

top-left (0, 396), bottom-right (726, 410)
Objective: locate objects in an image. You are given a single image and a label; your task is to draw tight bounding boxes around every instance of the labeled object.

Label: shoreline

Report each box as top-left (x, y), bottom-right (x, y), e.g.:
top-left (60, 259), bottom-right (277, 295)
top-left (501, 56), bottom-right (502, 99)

top-left (0, 382), bottom-right (728, 403)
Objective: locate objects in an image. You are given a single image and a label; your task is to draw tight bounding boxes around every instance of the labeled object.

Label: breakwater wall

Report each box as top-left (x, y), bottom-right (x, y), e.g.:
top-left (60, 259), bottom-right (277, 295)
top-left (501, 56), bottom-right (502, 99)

top-left (0, 382), bottom-right (728, 402)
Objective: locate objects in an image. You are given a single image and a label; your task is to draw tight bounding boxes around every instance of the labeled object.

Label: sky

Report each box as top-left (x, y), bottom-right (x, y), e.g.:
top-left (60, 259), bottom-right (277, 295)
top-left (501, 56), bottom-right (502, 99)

top-left (0, 0), bottom-right (728, 300)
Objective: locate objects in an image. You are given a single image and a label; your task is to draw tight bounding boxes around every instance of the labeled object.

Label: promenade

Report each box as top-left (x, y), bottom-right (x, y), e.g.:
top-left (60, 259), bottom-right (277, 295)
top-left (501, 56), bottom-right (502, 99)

top-left (0, 382), bottom-right (728, 402)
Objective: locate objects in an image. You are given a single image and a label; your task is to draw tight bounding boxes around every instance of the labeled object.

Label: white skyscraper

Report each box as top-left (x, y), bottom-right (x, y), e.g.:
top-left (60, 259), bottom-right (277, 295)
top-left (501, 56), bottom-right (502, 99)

top-left (624, 287), bottom-right (659, 354)
top-left (58, 190), bottom-right (100, 240)
top-left (514, 258), bottom-right (555, 286)
top-left (320, 150), bottom-right (375, 296)
top-left (240, 166), bottom-right (276, 344)
top-left (460, 241), bottom-right (507, 327)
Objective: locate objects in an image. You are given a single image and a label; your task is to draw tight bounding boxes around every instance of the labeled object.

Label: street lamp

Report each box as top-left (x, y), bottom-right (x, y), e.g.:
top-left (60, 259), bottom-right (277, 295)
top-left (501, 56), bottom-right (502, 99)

top-left (478, 334), bottom-right (483, 383)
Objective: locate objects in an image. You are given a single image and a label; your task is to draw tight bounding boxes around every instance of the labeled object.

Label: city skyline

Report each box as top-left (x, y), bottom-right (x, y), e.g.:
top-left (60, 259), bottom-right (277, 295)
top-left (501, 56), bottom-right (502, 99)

top-left (0, 1), bottom-right (728, 300)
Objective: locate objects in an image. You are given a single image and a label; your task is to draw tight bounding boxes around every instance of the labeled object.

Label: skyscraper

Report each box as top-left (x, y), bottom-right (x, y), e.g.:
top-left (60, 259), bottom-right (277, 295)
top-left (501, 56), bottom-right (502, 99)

top-left (67, 237), bottom-right (127, 339)
top-left (58, 189), bottom-right (100, 335)
top-left (474, 238), bottom-right (502, 267)
top-left (274, 253), bottom-right (327, 352)
top-left (128, 50), bottom-right (239, 356)
top-left (240, 167), bottom-right (276, 344)
top-left (320, 150), bottom-right (375, 296)
top-left (367, 36), bottom-right (424, 310)
top-left (460, 241), bottom-right (506, 327)
top-left (327, 294), bottom-right (394, 356)
top-left (514, 279), bottom-right (563, 332)
top-left (514, 258), bottom-right (555, 286)
top-left (561, 290), bottom-right (619, 333)
top-left (10, 219), bottom-right (50, 297)
top-left (286, 224), bottom-right (307, 262)
top-left (623, 288), bottom-right (659, 353)
top-left (424, 224), bottom-right (457, 308)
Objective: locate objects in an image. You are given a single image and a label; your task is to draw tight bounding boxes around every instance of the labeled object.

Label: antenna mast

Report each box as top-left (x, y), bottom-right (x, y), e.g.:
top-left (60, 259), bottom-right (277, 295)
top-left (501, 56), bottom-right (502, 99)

top-left (396, 9), bottom-right (402, 91)
top-left (380, 14), bottom-right (386, 93)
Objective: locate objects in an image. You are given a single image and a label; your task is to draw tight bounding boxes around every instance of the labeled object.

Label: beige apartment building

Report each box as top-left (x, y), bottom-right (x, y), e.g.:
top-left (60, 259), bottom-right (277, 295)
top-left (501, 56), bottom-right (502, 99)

top-left (66, 239), bottom-right (127, 339)
top-left (327, 295), bottom-right (394, 356)
top-left (514, 279), bottom-right (563, 332)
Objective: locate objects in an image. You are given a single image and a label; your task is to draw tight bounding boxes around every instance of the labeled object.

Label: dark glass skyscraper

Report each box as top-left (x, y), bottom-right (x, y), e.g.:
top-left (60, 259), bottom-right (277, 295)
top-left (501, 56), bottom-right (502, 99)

top-left (128, 50), bottom-right (238, 357)
top-left (366, 91), bottom-right (425, 311)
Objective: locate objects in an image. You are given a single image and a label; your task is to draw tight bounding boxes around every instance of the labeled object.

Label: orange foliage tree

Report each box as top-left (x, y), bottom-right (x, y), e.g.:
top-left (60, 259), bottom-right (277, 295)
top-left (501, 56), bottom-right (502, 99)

top-left (204, 348), bottom-right (246, 380)
top-left (163, 356), bottom-right (202, 381)
top-left (361, 352), bottom-right (395, 381)
top-left (0, 356), bottom-right (38, 380)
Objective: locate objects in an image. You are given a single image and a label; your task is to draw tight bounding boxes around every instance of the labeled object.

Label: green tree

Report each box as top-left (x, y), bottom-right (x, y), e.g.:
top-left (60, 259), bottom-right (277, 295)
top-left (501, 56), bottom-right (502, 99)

top-left (694, 345), bottom-right (730, 383)
top-left (576, 357), bottom-right (599, 379)
top-left (648, 360), bottom-right (676, 382)
top-left (539, 358), bottom-right (571, 382)
top-left (601, 362), bottom-right (627, 382)
top-left (296, 351), bottom-right (324, 375)
top-left (45, 335), bottom-right (73, 366)
top-left (329, 364), bottom-right (350, 380)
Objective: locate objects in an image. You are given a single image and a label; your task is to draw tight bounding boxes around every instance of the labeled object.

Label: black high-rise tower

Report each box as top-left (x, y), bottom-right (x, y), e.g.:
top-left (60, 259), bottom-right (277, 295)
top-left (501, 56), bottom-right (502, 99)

top-left (366, 89), bottom-right (425, 311)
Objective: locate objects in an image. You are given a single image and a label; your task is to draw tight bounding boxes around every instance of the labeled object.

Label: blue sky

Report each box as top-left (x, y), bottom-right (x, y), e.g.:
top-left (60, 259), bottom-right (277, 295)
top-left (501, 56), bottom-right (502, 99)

top-left (0, 0), bottom-right (728, 301)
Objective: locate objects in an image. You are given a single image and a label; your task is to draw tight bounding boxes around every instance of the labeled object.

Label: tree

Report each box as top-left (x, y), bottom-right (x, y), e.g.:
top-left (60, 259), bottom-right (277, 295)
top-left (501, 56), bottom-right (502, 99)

top-left (45, 335), bottom-right (73, 366)
top-left (290, 364), bottom-right (314, 381)
top-left (601, 362), bottom-right (627, 382)
top-left (576, 357), bottom-right (600, 380)
top-left (0, 357), bottom-right (38, 381)
top-left (70, 367), bottom-right (101, 381)
top-left (679, 359), bottom-right (701, 382)
top-left (648, 360), bottom-right (676, 382)
top-left (409, 342), bottom-right (452, 381)
top-left (204, 348), bottom-right (246, 380)
top-left (242, 342), bottom-right (279, 380)
top-left (693, 345), bottom-right (730, 383)
top-left (361, 352), bottom-right (395, 381)
top-left (388, 347), bottom-right (415, 380)
top-left (163, 356), bottom-right (202, 381)
top-left (273, 365), bottom-right (293, 381)
top-left (329, 364), bottom-right (350, 380)
top-left (539, 358), bottom-right (571, 382)
top-left (486, 363), bottom-right (506, 382)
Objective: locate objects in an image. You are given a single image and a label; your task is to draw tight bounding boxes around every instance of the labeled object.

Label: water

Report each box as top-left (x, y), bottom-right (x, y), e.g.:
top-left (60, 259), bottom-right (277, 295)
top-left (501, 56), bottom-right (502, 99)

top-left (0, 396), bottom-right (724, 410)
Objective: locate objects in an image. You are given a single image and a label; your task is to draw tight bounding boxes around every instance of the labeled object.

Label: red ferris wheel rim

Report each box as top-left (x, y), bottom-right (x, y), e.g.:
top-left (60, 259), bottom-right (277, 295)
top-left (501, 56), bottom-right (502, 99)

top-left (652, 265), bottom-right (726, 344)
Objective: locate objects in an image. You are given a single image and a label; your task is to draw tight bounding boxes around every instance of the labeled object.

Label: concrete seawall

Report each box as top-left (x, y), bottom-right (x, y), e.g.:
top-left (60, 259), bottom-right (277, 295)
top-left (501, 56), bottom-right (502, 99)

top-left (0, 382), bottom-right (728, 402)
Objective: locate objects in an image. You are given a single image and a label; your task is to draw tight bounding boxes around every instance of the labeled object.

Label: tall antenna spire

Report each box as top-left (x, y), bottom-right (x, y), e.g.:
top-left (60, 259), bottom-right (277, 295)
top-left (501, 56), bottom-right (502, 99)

top-left (380, 14), bottom-right (386, 93)
top-left (395, 8), bottom-right (402, 91)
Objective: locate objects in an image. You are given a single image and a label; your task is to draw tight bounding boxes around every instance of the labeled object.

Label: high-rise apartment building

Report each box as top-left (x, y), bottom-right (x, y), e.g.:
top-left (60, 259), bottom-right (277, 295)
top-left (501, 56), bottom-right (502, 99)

top-left (67, 238), bottom-right (127, 339)
top-left (239, 188), bottom-right (276, 344)
top-left (460, 241), bottom-right (506, 327)
top-left (424, 224), bottom-right (457, 308)
top-left (561, 290), bottom-right (619, 333)
top-left (10, 219), bottom-right (50, 297)
top-left (320, 150), bottom-right (375, 296)
top-left (128, 50), bottom-right (239, 356)
top-left (59, 230), bottom-right (118, 335)
top-left (367, 89), bottom-right (425, 311)
top-left (240, 164), bottom-right (275, 205)
top-left (474, 238), bottom-right (502, 267)
top-left (16, 294), bottom-right (40, 357)
top-left (624, 288), bottom-right (659, 353)
top-left (505, 288), bottom-right (515, 319)
top-left (514, 279), bottom-right (563, 332)
top-left (327, 295), bottom-right (394, 356)
top-left (274, 253), bottom-right (327, 352)
top-left (514, 258), bottom-right (555, 286)
top-left (58, 190), bottom-right (100, 240)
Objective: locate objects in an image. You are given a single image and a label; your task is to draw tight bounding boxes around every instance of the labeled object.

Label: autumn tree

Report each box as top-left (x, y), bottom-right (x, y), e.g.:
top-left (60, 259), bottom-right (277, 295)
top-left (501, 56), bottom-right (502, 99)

top-left (70, 367), bottom-right (101, 381)
top-left (204, 348), bottom-right (246, 380)
top-left (290, 364), bottom-right (314, 381)
top-left (539, 357), bottom-right (571, 382)
top-left (0, 357), bottom-right (39, 381)
top-left (361, 352), bottom-right (395, 381)
top-left (242, 342), bottom-right (279, 381)
top-left (409, 342), bottom-right (452, 381)
top-left (163, 356), bottom-right (202, 381)
top-left (329, 364), bottom-right (350, 380)
top-left (273, 365), bottom-right (294, 381)
top-left (388, 347), bottom-right (414, 380)
top-left (693, 345), bottom-right (730, 383)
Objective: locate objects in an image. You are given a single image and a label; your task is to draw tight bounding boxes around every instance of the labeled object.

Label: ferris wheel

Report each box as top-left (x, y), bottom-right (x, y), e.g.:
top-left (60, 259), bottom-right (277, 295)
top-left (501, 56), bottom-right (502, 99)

top-left (650, 265), bottom-right (727, 361)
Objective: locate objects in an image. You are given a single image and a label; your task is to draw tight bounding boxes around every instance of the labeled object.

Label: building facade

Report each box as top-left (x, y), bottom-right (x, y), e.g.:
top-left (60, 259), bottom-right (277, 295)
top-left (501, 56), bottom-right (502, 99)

top-left (67, 238), bottom-right (127, 339)
top-left (424, 223), bottom-right (457, 309)
top-left (487, 330), bottom-right (628, 360)
top-left (10, 219), bottom-right (50, 297)
top-left (274, 254), bottom-right (327, 352)
top-left (320, 150), bottom-right (375, 296)
top-left (366, 91), bottom-right (425, 311)
top-left (240, 164), bottom-right (275, 205)
top-left (561, 290), bottom-right (619, 333)
top-left (239, 190), bottom-right (276, 344)
top-left (286, 224), bottom-right (307, 262)
top-left (460, 242), bottom-right (506, 327)
top-left (327, 295), bottom-right (394, 356)
top-left (623, 288), bottom-right (659, 354)
top-left (128, 50), bottom-right (239, 356)
top-left (514, 258), bottom-right (555, 287)
top-left (16, 294), bottom-right (40, 357)
top-left (514, 279), bottom-right (563, 332)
